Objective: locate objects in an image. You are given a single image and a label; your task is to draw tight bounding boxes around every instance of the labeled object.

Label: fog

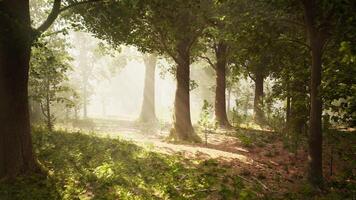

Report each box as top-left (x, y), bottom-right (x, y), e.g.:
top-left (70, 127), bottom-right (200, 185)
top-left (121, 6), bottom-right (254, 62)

top-left (88, 58), bottom-right (177, 121)
top-left (67, 32), bottom-right (230, 123)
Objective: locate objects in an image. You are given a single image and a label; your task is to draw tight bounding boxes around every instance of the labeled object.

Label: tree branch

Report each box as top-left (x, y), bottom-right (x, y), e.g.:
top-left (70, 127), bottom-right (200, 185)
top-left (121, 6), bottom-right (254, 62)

top-left (35, 0), bottom-right (62, 35)
top-left (248, 72), bottom-right (255, 81)
top-left (277, 38), bottom-right (311, 51)
top-left (153, 26), bottom-right (179, 64)
top-left (277, 18), bottom-right (305, 28)
top-left (59, 0), bottom-right (104, 13)
top-left (34, 0), bottom-right (104, 37)
top-left (40, 102), bottom-right (48, 118)
top-left (41, 29), bottom-right (68, 38)
top-left (199, 55), bottom-right (216, 69)
top-left (242, 62), bottom-right (255, 81)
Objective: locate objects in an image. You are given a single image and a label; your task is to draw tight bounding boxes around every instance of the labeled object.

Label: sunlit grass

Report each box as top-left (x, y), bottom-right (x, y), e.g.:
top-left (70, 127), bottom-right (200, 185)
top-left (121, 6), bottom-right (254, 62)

top-left (0, 127), bottom-right (261, 200)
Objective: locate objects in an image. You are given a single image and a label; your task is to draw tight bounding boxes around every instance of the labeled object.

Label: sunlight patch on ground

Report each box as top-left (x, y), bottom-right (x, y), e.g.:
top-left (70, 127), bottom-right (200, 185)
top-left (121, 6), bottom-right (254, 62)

top-left (144, 140), bottom-right (253, 164)
top-left (57, 121), bottom-right (255, 164)
top-left (54, 120), bottom-right (311, 195)
top-left (93, 128), bottom-right (254, 165)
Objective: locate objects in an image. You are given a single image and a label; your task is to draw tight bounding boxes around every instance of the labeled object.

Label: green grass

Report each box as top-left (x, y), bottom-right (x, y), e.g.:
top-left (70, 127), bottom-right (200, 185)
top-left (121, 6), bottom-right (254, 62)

top-left (2, 128), bottom-right (353, 199)
top-left (0, 127), bottom-right (259, 200)
top-left (226, 128), bottom-right (278, 148)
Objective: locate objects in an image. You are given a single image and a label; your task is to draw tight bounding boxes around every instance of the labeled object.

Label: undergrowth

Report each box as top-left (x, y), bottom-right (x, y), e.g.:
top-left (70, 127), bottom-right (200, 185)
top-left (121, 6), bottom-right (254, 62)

top-left (0, 127), bottom-right (259, 200)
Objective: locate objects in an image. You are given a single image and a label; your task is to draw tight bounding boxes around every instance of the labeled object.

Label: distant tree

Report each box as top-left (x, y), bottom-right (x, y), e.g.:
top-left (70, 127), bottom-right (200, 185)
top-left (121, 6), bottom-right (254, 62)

top-left (70, 32), bottom-right (128, 119)
top-left (200, 41), bottom-right (232, 128)
top-left (199, 0), bottom-right (245, 128)
top-left (73, 32), bottom-right (97, 119)
top-left (71, 0), bottom-right (215, 142)
top-left (29, 37), bottom-right (75, 130)
top-left (231, 20), bottom-right (280, 124)
top-left (139, 54), bottom-right (158, 123)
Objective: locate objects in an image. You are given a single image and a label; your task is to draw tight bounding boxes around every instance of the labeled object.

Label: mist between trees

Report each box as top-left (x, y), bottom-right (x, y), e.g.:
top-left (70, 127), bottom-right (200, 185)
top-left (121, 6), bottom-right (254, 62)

top-left (0, 0), bottom-right (355, 199)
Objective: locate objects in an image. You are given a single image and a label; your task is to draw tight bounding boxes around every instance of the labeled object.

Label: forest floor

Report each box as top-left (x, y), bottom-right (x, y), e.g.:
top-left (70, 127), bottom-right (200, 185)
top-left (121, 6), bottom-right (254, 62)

top-left (90, 120), bottom-right (309, 196)
top-left (68, 119), bottom-right (355, 199)
top-left (0, 119), bottom-right (354, 200)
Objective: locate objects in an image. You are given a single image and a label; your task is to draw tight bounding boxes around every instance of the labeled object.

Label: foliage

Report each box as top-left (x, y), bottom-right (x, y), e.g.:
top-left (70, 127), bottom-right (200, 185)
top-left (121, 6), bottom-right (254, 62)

top-left (0, 128), bottom-right (260, 200)
top-left (323, 40), bottom-right (356, 127)
top-left (70, 0), bottom-right (214, 62)
top-left (231, 103), bottom-right (246, 127)
top-left (229, 78), bottom-right (254, 126)
top-left (198, 100), bottom-right (216, 144)
top-left (198, 100), bottom-right (214, 129)
top-left (19, 0), bottom-right (356, 197)
top-left (29, 36), bottom-right (76, 129)
top-left (231, 129), bottom-right (278, 149)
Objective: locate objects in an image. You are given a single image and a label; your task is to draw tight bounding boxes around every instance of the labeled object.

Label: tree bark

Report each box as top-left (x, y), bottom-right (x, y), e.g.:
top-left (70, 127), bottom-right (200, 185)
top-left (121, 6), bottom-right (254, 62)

top-left (303, 0), bottom-right (326, 186)
top-left (215, 42), bottom-right (232, 128)
top-left (286, 78), bottom-right (291, 124)
top-left (139, 54), bottom-right (157, 123)
top-left (286, 96), bottom-right (291, 124)
top-left (0, 0), bottom-right (37, 180)
top-left (253, 71), bottom-right (264, 124)
top-left (169, 41), bottom-right (199, 142)
top-left (290, 95), bottom-right (305, 135)
top-left (45, 92), bottom-right (52, 131)
top-left (227, 86), bottom-right (231, 115)
top-left (308, 40), bottom-right (323, 185)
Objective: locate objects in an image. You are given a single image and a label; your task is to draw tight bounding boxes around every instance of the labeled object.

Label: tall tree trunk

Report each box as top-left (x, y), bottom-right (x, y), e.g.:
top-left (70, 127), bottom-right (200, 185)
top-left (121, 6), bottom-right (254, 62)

top-left (215, 42), bottom-right (232, 128)
top-left (253, 72), bottom-right (264, 124)
top-left (46, 92), bottom-right (52, 131)
top-left (45, 77), bottom-right (53, 131)
top-left (285, 74), bottom-right (291, 125)
top-left (303, 0), bottom-right (327, 186)
top-left (286, 96), bottom-right (291, 124)
top-left (290, 95), bottom-right (305, 135)
top-left (139, 54), bottom-right (157, 123)
top-left (308, 40), bottom-right (323, 185)
top-left (227, 86), bottom-right (231, 115)
top-left (0, 0), bottom-right (37, 180)
top-left (169, 42), bottom-right (199, 142)
top-left (83, 81), bottom-right (87, 119)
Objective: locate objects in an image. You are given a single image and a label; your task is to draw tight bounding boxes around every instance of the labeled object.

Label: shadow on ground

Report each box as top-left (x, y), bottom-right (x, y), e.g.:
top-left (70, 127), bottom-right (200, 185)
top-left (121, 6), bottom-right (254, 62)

top-left (0, 128), bottom-right (259, 200)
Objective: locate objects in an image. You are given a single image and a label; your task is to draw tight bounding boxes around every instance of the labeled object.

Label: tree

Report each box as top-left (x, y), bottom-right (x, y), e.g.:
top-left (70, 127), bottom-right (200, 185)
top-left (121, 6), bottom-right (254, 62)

top-left (213, 41), bottom-right (232, 128)
top-left (0, 0), bottom-right (101, 180)
top-left (29, 37), bottom-right (74, 130)
top-left (262, 0), bottom-right (355, 186)
top-left (199, 0), bottom-right (255, 128)
top-left (71, 0), bottom-right (214, 142)
top-left (212, 0), bottom-right (283, 126)
top-left (139, 54), bottom-right (158, 123)
top-left (231, 23), bottom-right (279, 125)
top-left (200, 41), bottom-right (232, 128)
top-left (300, 0), bottom-right (355, 186)
top-left (0, 1), bottom-right (37, 179)
top-left (72, 32), bottom-right (98, 119)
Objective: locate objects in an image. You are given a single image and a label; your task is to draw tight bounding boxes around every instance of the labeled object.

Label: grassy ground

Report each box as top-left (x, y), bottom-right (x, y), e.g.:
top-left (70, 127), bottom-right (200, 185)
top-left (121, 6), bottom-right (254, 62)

top-left (0, 127), bottom-right (354, 199)
top-left (0, 128), bottom-right (260, 200)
